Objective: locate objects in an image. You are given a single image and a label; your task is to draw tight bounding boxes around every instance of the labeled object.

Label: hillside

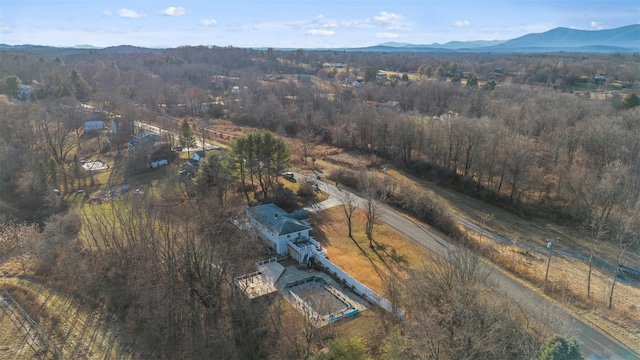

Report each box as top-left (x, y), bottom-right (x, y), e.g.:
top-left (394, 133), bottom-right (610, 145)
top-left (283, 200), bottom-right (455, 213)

top-left (2, 24), bottom-right (639, 54)
top-left (488, 24), bottom-right (640, 52)
top-left (360, 25), bottom-right (640, 53)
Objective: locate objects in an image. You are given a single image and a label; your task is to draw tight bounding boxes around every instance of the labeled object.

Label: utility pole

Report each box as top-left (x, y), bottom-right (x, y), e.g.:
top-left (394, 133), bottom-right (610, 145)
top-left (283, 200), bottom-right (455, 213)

top-left (382, 164), bottom-right (388, 200)
top-left (543, 240), bottom-right (553, 292)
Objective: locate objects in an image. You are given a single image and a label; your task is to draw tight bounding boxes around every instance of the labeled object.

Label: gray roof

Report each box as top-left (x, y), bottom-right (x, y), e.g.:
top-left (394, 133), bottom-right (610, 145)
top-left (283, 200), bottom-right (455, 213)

top-left (129, 130), bottom-right (160, 145)
top-left (247, 203), bottom-right (310, 236)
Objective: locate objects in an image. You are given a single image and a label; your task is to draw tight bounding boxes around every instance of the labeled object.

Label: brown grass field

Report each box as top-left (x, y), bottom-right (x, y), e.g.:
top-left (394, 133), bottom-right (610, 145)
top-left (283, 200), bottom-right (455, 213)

top-left (0, 308), bottom-right (34, 360)
top-left (310, 207), bottom-right (431, 296)
top-left (0, 259), bottom-right (130, 360)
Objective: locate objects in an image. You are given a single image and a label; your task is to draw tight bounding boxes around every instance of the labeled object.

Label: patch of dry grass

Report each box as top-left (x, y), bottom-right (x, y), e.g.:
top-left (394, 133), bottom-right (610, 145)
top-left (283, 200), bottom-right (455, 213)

top-left (311, 207), bottom-right (430, 296)
top-left (472, 233), bottom-right (640, 353)
top-left (0, 306), bottom-right (33, 360)
top-left (0, 277), bottom-right (131, 360)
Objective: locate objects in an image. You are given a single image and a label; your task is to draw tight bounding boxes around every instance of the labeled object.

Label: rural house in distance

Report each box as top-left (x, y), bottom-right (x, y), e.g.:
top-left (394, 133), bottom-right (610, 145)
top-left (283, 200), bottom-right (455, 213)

top-left (128, 130), bottom-right (161, 159)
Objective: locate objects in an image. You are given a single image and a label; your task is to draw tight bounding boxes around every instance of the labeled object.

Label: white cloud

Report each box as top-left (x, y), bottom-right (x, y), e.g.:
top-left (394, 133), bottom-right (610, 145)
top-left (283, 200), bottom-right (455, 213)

top-left (453, 20), bottom-right (471, 28)
top-left (103, 10), bottom-right (112, 17)
top-left (376, 32), bottom-right (399, 39)
top-left (308, 29), bottom-right (335, 36)
top-left (1, 26), bottom-right (12, 33)
top-left (373, 11), bottom-right (403, 29)
top-left (200, 19), bottom-right (218, 26)
top-left (118, 9), bottom-right (146, 19)
top-left (160, 7), bottom-right (188, 16)
top-left (341, 11), bottom-right (410, 31)
top-left (590, 21), bottom-right (606, 29)
top-left (247, 11), bottom-right (410, 40)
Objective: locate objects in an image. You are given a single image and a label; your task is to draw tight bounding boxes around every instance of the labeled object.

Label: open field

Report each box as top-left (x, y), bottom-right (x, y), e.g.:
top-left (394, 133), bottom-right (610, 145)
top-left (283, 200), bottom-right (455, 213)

top-left (488, 240), bottom-right (640, 352)
top-left (311, 206), bottom-right (430, 296)
top-left (0, 304), bottom-right (34, 360)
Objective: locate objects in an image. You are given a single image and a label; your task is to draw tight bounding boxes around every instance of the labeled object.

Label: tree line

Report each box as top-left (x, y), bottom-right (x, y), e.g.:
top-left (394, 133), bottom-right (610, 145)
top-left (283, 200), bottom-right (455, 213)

top-left (0, 45), bottom-right (636, 359)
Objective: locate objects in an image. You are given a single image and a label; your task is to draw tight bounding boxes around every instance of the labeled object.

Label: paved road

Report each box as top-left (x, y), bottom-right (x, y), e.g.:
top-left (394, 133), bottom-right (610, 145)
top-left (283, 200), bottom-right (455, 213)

top-left (309, 176), bottom-right (639, 360)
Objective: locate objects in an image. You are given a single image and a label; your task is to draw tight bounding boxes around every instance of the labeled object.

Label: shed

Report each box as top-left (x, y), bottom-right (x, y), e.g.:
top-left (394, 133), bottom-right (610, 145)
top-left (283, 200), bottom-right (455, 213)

top-left (85, 120), bottom-right (104, 132)
top-left (193, 150), bottom-right (206, 162)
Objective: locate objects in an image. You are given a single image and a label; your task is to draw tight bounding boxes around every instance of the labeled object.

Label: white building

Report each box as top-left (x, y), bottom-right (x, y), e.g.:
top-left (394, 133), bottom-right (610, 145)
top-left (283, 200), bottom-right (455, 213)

top-left (246, 203), bottom-right (325, 265)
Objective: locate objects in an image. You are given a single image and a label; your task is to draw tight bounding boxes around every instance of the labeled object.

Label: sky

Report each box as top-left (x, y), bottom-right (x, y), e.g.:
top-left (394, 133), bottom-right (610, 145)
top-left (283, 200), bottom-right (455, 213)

top-left (1, 0), bottom-right (639, 49)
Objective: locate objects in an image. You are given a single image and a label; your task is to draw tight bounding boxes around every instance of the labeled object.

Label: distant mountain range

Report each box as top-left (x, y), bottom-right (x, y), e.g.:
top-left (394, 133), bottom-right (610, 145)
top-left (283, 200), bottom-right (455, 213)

top-left (1, 25), bottom-right (638, 54)
top-left (358, 24), bottom-right (640, 53)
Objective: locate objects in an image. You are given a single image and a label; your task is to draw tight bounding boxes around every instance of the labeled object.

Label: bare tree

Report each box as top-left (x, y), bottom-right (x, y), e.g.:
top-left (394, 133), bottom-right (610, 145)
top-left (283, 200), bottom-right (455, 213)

top-left (36, 103), bottom-right (80, 192)
top-left (478, 212), bottom-right (494, 247)
top-left (0, 222), bottom-right (39, 273)
top-left (607, 211), bottom-right (640, 310)
top-left (361, 174), bottom-right (381, 248)
top-left (405, 250), bottom-right (540, 359)
top-left (584, 216), bottom-right (606, 299)
top-left (339, 191), bottom-right (359, 238)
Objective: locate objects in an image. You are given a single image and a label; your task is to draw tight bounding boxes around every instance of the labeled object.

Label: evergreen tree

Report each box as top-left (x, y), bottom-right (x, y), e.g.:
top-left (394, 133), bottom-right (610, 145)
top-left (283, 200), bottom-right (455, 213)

top-left (622, 93), bottom-right (640, 109)
top-left (364, 67), bottom-right (379, 82)
top-left (425, 65), bottom-right (433, 78)
top-left (69, 69), bottom-right (90, 102)
top-left (4, 76), bottom-right (22, 98)
top-left (534, 335), bottom-right (584, 360)
top-left (467, 76), bottom-right (479, 87)
top-left (230, 131), bottom-right (290, 201)
top-left (179, 118), bottom-right (196, 156)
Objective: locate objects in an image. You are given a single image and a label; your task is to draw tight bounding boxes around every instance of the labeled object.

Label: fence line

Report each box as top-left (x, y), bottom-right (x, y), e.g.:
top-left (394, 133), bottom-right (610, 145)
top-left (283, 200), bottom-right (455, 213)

top-left (0, 289), bottom-right (62, 359)
top-left (313, 255), bottom-right (405, 317)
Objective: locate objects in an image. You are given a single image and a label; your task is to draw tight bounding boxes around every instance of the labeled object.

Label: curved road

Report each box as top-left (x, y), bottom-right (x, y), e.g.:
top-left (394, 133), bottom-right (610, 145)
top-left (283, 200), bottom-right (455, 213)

top-left (308, 176), bottom-right (639, 360)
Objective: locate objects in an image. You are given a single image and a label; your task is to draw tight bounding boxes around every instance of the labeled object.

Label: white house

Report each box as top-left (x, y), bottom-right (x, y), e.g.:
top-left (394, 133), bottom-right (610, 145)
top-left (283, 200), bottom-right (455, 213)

top-left (240, 203), bottom-right (403, 317)
top-left (246, 203), bottom-right (325, 265)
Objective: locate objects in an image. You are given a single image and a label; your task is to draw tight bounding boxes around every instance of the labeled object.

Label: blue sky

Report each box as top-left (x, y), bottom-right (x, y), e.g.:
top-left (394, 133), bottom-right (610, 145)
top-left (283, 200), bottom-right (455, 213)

top-left (1, 0), bottom-right (638, 48)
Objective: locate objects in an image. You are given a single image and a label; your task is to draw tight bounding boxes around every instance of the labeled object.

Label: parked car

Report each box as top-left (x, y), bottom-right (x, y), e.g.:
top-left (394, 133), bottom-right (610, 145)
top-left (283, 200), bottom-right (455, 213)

top-left (282, 172), bottom-right (294, 179)
top-left (618, 264), bottom-right (640, 280)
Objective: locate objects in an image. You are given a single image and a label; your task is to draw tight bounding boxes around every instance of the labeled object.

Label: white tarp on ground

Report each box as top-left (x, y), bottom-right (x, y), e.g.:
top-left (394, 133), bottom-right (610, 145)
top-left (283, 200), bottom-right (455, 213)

top-left (82, 160), bottom-right (109, 171)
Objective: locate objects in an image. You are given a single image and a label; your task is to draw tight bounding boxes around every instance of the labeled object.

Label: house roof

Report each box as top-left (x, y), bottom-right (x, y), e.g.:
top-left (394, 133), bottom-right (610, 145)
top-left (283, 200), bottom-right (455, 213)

top-left (130, 130), bottom-right (160, 144)
top-left (194, 150), bottom-right (206, 158)
top-left (247, 203), bottom-right (310, 236)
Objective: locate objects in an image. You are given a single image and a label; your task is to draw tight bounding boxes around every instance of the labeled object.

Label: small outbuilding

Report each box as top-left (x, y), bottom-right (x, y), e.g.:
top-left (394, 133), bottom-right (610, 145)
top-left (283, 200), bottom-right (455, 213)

top-left (193, 150), bottom-right (206, 162)
top-left (84, 120), bottom-right (104, 132)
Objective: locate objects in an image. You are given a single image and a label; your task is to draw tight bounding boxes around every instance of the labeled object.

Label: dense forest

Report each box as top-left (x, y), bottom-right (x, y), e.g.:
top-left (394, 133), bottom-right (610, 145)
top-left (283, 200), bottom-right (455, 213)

top-left (1, 46), bottom-right (639, 359)
top-left (2, 47), bottom-right (639, 225)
